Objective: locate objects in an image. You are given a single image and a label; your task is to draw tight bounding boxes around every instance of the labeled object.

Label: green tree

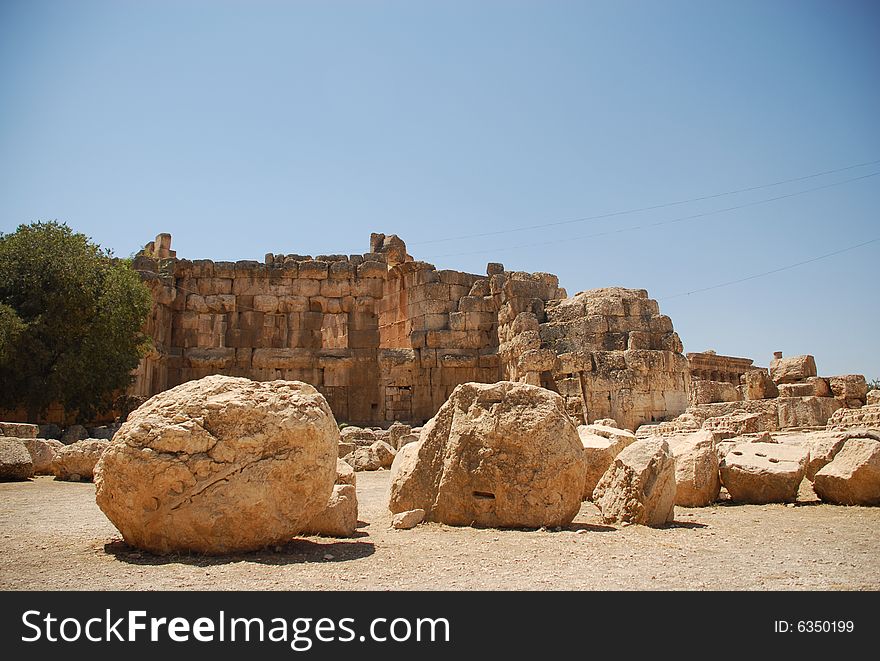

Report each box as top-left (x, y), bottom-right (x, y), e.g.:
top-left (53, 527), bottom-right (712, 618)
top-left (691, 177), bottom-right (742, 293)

top-left (0, 221), bottom-right (152, 422)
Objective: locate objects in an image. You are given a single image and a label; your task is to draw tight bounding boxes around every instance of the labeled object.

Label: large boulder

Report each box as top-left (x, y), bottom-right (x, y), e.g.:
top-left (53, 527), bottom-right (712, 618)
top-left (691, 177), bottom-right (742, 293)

top-left (21, 438), bottom-right (63, 475)
top-left (668, 430), bottom-right (721, 507)
top-left (94, 375), bottom-right (338, 554)
top-left (0, 422), bottom-right (38, 439)
top-left (769, 355), bottom-right (817, 384)
top-left (867, 390), bottom-right (880, 406)
top-left (719, 442), bottom-right (809, 503)
top-left (388, 381), bottom-right (586, 528)
top-left (776, 396), bottom-right (842, 429)
top-left (742, 370), bottom-right (778, 400)
top-left (0, 437), bottom-right (34, 480)
top-left (592, 438), bottom-right (677, 526)
top-left (51, 439), bottom-right (109, 481)
top-left (813, 434), bottom-right (880, 505)
top-left (828, 375), bottom-right (868, 408)
top-left (578, 425), bottom-right (636, 500)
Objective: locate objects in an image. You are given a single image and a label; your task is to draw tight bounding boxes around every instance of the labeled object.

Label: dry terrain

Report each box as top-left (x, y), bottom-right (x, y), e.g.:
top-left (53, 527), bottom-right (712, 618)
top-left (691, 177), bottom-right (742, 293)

top-left (1, 472), bottom-right (878, 591)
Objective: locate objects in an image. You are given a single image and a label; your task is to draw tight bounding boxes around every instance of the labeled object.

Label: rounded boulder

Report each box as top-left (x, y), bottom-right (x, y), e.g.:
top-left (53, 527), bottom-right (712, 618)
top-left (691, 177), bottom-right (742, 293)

top-left (95, 375), bottom-right (338, 554)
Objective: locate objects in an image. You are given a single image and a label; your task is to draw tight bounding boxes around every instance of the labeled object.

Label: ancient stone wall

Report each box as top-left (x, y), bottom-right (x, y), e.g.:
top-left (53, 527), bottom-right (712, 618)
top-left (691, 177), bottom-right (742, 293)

top-left (131, 234), bottom-right (692, 429)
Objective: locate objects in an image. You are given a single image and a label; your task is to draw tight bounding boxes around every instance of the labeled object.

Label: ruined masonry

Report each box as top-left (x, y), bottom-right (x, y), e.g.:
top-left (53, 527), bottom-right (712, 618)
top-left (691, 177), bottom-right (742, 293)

top-left (131, 233), bottom-right (690, 430)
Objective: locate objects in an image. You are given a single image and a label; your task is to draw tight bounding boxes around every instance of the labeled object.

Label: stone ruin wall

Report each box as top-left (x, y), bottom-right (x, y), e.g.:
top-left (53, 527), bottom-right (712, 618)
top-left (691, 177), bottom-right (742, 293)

top-left (130, 233), bottom-right (692, 430)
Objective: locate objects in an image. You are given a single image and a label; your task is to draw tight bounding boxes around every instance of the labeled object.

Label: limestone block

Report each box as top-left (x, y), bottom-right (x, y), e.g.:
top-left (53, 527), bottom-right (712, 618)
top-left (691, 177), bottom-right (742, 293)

top-left (303, 484), bottom-right (358, 537)
top-left (205, 294), bottom-right (236, 313)
top-left (389, 381), bottom-right (585, 528)
top-left (668, 430), bottom-right (721, 507)
top-left (95, 376), bottom-right (338, 554)
top-left (828, 375), bottom-right (868, 406)
top-left (813, 434), bottom-right (880, 505)
top-left (776, 396), bottom-right (842, 429)
top-left (592, 438), bottom-right (676, 526)
top-left (0, 423), bottom-right (38, 439)
top-left (719, 442), bottom-right (808, 503)
top-left (769, 354), bottom-right (817, 384)
top-left (777, 383), bottom-right (816, 398)
top-left (0, 438), bottom-right (34, 480)
top-left (826, 404), bottom-right (880, 429)
top-left (299, 261), bottom-right (329, 279)
top-left (743, 370), bottom-right (778, 400)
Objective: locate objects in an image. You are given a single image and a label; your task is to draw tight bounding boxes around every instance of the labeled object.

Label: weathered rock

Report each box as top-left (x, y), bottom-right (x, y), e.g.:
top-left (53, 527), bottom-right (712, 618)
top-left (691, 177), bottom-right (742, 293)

top-left (690, 379), bottom-right (741, 405)
top-left (392, 509), bottom-right (426, 529)
top-left (777, 383), bottom-right (816, 398)
top-left (335, 458), bottom-right (356, 486)
top-left (578, 425), bottom-right (636, 499)
top-left (867, 390), bottom-right (880, 406)
top-left (828, 375), bottom-right (868, 407)
top-left (827, 403), bottom-right (880, 430)
top-left (51, 439), bottom-right (109, 481)
top-left (340, 426), bottom-right (378, 446)
top-left (387, 421), bottom-right (413, 449)
top-left (0, 422), bottom-right (38, 439)
top-left (668, 430), bottom-right (721, 507)
top-left (776, 396), bottom-right (842, 429)
top-left (396, 433), bottom-right (420, 448)
top-left (60, 424), bottom-right (89, 445)
top-left (813, 435), bottom-right (880, 505)
top-left (0, 437), bottom-right (34, 480)
top-left (388, 381), bottom-right (586, 528)
top-left (304, 484), bottom-right (358, 537)
top-left (592, 418), bottom-right (619, 428)
top-left (344, 440), bottom-right (396, 471)
top-left (338, 441), bottom-right (356, 458)
top-left (719, 442), bottom-right (809, 503)
top-left (592, 438), bottom-right (677, 526)
top-left (21, 438), bottom-right (63, 474)
top-left (94, 375), bottom-right (338, 554)
top-left (702, 411), bottom-right (762, 436)
top-left (769, 354), bottom-right (817, 384)
top-left (805, 376), bottom-right (831, 398)
top-left (742, 370), bottom-right (778, 400)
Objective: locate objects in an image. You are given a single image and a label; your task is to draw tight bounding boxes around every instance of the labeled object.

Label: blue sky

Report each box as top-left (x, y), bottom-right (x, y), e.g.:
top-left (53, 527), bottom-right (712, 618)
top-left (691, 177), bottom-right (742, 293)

top-left (1, 0), bottom-right (878, 378)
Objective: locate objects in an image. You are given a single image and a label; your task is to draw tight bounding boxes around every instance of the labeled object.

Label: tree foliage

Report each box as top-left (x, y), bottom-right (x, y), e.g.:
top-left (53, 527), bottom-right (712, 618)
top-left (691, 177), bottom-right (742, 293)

top-left (0, 222), bottom-right (152, 421)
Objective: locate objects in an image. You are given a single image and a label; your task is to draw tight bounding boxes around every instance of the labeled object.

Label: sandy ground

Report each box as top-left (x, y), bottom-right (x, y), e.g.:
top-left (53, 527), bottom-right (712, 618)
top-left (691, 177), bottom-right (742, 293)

top-left (1, 472), bottom-right (878, 591)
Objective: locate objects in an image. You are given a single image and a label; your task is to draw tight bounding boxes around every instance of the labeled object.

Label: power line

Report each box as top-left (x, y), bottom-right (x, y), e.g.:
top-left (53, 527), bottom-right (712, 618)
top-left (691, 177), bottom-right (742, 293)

top-left (658, 237), bottom-right (880, 301)
top-left (424, 170), bottom-right (880, 260)
top-left (411, 157), bottom-right (880, 246)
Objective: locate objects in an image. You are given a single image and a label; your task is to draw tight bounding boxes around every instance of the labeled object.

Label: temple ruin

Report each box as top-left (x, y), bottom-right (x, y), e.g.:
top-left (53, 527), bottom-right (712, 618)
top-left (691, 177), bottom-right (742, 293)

top-left (130, 233), bottom-right (691, 430)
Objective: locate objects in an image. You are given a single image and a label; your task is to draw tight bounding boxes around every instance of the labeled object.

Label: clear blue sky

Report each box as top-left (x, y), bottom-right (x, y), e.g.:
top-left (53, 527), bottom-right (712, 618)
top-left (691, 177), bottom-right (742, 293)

top-left (2, 0), bottom-right (878, 378)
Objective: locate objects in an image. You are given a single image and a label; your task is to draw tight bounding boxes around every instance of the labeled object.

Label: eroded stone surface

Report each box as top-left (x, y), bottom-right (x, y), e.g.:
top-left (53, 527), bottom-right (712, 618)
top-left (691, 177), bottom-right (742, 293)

top-left (388, 381), bottom-right (585, 528)
top-left (95, 375), bottom-right (338, 554)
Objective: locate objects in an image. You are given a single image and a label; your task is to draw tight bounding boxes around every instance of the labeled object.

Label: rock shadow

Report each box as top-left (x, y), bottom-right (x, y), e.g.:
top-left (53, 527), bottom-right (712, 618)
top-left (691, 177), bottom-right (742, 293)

top-left (567, 522), bottom-right (618, 533)
top-left (103, 536), bottom-right (375, 567)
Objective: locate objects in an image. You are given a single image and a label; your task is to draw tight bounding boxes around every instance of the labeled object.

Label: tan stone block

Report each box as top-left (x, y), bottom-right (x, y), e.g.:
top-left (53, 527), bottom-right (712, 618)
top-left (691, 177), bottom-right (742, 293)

top-left (321, 279), bottom-right (350, 297)
top-left (357, 261), bottom-right (387, 279)
top-left (205, 294), bottom-right (236, 313)
top-left (329, 261), bottom-right (354, 279)
top-left (186, 294), bottom-right (208, 313)
top-left (298, 261), bottom-right (329, 279)
top-left (277, 295), bottom-right (309, 312)
top-left (253, 294), bottom-right (279, 313)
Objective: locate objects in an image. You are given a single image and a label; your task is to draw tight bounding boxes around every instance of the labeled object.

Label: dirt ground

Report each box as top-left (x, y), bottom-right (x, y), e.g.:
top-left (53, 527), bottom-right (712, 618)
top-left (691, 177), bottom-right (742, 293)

top-left (1, 471), bottom-right (878, 591)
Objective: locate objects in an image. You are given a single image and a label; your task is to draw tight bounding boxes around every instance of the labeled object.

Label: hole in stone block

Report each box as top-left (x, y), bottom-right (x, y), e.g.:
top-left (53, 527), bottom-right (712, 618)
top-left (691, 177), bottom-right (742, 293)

top-left (473, 491), bottom-right (496, 500)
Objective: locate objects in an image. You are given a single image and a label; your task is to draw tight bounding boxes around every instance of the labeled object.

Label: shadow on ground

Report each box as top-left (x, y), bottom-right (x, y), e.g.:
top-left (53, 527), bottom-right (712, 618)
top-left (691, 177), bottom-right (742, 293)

top-left (104, 535), bottom-right (375, 567)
